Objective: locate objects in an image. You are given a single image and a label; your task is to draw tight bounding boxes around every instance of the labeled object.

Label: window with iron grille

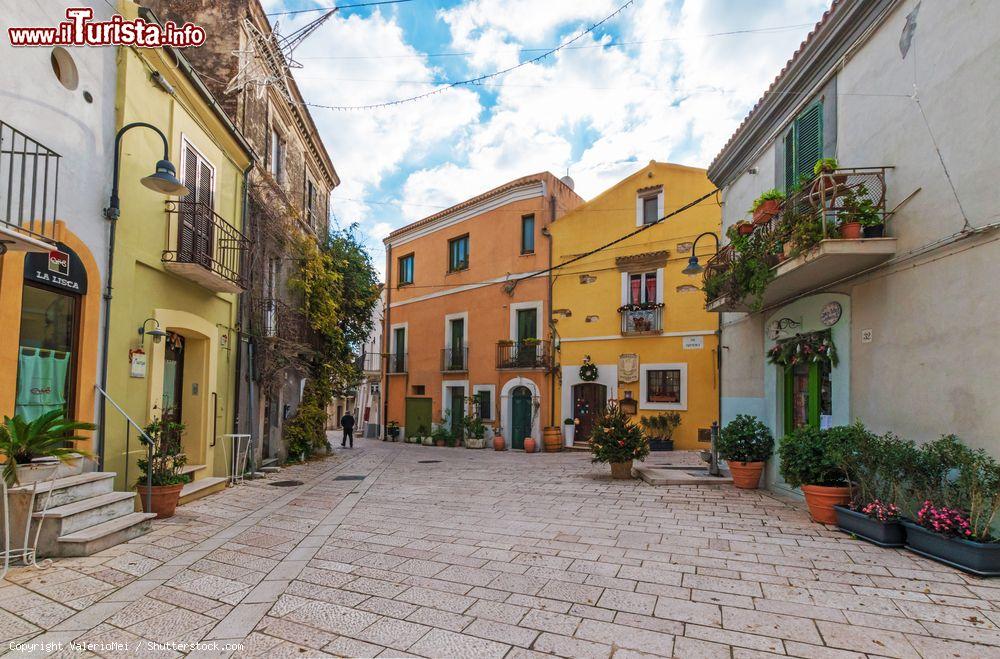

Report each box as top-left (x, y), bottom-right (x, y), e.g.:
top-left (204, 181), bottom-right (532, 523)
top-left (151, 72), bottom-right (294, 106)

top-left (448, 235), bottom-right (469, 272)
top-left (646, 369), bottom-right (681, 403)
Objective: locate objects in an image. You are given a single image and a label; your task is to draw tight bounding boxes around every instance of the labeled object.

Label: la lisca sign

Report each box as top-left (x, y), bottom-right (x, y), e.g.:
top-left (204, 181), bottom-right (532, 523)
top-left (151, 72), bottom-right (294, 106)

top-left (24, 243), bottom-right (88, 294)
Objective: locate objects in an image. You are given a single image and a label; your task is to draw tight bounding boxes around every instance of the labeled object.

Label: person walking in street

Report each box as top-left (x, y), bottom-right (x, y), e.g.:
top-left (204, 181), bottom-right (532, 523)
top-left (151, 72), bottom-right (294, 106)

top-left (340, 411), bottom-right (355, 448)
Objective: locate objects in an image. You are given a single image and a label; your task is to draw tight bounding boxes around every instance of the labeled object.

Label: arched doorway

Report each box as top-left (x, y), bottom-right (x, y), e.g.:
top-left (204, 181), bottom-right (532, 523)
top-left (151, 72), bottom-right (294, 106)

top-left (572, 382), bottom-right (607, 442)
top-left (510, 386), bottom-right (532, 450)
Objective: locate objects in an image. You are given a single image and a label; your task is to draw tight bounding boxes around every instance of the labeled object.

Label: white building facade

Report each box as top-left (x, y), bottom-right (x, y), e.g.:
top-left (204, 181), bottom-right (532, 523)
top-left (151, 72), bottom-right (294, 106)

top-left (706, 0), bottom-right (1000, 494)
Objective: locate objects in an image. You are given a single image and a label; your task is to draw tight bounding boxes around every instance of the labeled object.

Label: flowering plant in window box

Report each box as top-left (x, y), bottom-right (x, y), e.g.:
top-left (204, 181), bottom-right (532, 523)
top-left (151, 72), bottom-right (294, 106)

top-left (617, 302), bottom-right (664, 312)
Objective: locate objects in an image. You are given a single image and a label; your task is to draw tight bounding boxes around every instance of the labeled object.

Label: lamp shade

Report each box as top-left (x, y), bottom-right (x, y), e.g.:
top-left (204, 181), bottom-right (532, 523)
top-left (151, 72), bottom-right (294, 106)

top-left (146, 327), bottom-right (168, 343)
top-left (682, 255), bottom-right (704, 276)
top-left (140, 159), bottom-right (189, 196)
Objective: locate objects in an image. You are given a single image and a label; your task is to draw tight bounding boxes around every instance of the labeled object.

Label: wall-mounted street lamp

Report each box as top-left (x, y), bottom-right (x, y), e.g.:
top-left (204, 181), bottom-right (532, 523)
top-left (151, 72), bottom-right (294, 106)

top-left (138, 318), bottom-right (168, 344)
top-left (682, 232), bottom-right (721, 276)
top-left (97, 122), bottom-right (189, 468)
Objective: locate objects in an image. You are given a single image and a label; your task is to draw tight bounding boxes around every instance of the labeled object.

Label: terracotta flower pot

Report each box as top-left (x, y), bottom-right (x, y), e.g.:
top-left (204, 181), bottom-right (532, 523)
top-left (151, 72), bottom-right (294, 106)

top-left (434, 439), bottom-right (446, 447)
top-left (736, 222), bottom-right (754, 236)
top-left (839, 222), bottom-right (862, 239)
top-left (493, 436), bottom-right (506, 451)
top-left (801, 484), bottom-right (853, 525)
top-left (136, 483), bottom-right (184, 519)
top-left (728, 461), bottom-right (765, 489)
top-left (752, 199), bottom-right (781, 225)
top-left (542, 427), bottom-right (562, 452)
top-left (524, 438), bottom-right (536, 453)
top-left (610, 461), bottom-right (633, 479)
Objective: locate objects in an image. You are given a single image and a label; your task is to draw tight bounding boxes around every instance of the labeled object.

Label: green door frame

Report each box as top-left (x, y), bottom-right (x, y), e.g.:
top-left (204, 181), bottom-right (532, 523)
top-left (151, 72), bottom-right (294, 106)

top-left (783, 363), bottom-right (821, 431)
top-left (510, 387), bottom-right (532, 450)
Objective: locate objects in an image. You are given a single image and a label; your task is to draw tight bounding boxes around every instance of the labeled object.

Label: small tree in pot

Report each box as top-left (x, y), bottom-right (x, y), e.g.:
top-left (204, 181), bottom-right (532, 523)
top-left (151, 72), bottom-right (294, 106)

top-left (590, 403), bottom-right (648, 479)
top-left (136, 418), bottom-right (187, 519)
top-left (779, 424), bottom-right (860, 524)
top-left (0, 412), bottom-right (94, 486)
top-left (717, 415), bottom-right (774, 489)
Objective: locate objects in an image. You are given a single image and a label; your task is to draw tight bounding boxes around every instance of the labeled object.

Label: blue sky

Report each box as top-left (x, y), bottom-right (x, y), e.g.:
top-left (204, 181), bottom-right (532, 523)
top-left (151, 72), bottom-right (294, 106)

top-left (261, 0), bottom-right (830, 274)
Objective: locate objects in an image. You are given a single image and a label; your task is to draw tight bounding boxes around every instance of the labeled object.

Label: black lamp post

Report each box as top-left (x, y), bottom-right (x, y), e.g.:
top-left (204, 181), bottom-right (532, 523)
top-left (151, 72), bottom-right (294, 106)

top-left (97, 123), bottom-right (188, 470)
top-left (682, 231), bottom-right (721, 276)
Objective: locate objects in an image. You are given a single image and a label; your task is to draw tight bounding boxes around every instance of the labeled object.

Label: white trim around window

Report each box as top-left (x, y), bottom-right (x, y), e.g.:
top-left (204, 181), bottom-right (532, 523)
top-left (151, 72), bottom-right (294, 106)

top-left (509, 301), bottom-right (543, 341)
top-left (443, 311), bottom-right (469, 348)
top-left (441, 380), bottom-right (470, 426)
top-left (639, 362), bottom-right (688, 411)
top-left (389, 322), bottom-right (408, 353)
top-left (635, 187), bottom-right (664, 226)
top-left (472, 384), bottom-right (496, 421)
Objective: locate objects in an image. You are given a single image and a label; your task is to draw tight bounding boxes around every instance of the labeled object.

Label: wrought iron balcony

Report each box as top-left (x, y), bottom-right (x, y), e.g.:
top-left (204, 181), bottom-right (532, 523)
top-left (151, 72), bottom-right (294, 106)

top-left (252, 296), bottom-right (313, 344)
top-left (441, 347), bottom-right (468, 372)
top-left (496, 339), bottom-right (551, 370)
top-left (0, 121), bottom-right (59, 251)
top-left (356, 350), bottom-right (383, 373)
top-left (705, 167), bottom-right (895, 312)
top-left (163, 200), bottom-right (250, 294)
top-left (387, 353), bottom-right (407, 374)
top-left (620, 305), bottom-right (663, 335)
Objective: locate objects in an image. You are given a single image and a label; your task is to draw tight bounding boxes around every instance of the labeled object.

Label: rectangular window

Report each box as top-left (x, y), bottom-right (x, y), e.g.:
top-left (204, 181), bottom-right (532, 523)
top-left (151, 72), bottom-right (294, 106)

top-left (784, 100), bottom-right (823, 191)
top-left (269, 127), bottom-right (285, 183)
top-left (448, 235), bottom-right (469, 272)
top-left (412, 385), bottom-right (425, 396)
top-left (629, 272), bottom-right (658, 304)
top-left (16, 284), bottom-right (78, 421)
top-left (180, 141), bottom-right (215, 265)
top-left (398, 254), bottom-right (414, 286)
top-left (646, 369), bottom-right (681, 403)
top-left (476, 390), bottom-right (492, 421)
top-left (393, 327), bottom-right (406, 373)
top-left (305, 179), bottom-right (316, 227)
top-left (521, 214), bottom-right (535, 254)
top-left (642, 196), bottom-right (659, 224)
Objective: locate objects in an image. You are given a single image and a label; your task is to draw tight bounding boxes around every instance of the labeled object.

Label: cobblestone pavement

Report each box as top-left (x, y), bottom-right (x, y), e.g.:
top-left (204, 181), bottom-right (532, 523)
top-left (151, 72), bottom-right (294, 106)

top-left (3, 438), bottom-right (1000, 658)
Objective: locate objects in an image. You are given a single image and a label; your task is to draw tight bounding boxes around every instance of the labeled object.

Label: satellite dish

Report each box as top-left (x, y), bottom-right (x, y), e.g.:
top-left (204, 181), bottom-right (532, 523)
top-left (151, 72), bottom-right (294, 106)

top-left (560, 175), bottom-right (575, 190)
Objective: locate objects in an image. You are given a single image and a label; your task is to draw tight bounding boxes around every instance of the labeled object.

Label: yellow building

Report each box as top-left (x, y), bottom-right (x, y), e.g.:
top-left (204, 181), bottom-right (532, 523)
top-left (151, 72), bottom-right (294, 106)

top-left (101, 2), bottom-right (253, 499)
top-left (551, 161), bottom-right (720, 450)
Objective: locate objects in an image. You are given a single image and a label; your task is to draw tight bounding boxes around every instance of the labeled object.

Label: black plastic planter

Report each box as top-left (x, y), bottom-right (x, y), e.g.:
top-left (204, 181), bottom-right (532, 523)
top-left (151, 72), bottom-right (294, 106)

top-left (863, 224), bottom-right (885, 238)
top-left (649, 439), bottom-right (674, 451)
top-left (901, 520), bottom-right (1000, 577)
top-left (834, 505), bottom-right (905, 547)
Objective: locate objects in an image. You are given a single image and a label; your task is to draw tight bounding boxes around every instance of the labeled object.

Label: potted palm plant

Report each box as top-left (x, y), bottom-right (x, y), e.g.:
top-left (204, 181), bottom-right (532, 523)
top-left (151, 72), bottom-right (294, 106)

top-left (717, 415), bottom-right (774, 490)
top-left (639, 413), bottom-right (680, 452)
top-left (0, 411), bottom-right (95, 486)
top-left (590, 403), bottom-right (649, 479)
top-left (135, 418), bottom-right (187, 519)
top-left (779, 425), bottom-right (858, 524)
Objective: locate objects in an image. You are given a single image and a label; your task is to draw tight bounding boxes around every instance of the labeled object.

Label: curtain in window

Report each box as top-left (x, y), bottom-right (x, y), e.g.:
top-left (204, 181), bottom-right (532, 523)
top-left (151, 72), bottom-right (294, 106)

top-left (16, 348), bottom-right (71, 421)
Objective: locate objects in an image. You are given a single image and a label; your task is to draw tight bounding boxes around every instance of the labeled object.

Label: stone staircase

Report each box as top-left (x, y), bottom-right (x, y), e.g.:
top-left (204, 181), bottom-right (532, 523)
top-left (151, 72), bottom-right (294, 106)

top-left (6, 471), bottom-right (155, 558)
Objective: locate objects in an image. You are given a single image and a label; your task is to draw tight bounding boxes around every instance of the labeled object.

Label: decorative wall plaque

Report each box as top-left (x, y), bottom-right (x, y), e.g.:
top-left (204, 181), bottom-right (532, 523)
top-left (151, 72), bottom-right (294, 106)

top-left (618, 353), bottom-right (639, 383)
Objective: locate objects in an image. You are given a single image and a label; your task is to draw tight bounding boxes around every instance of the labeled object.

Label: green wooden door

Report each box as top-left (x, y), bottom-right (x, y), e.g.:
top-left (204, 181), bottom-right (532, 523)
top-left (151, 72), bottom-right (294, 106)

top-left (783, 361), bottom-right (833, 431)
top-left (516, 309), bottom-right (537, 340)
top-left (510, 386), bottom-right (532, 450)
top-left (448, 387), bottom-right (464, 438)
top-left (405, 397), bottom-right (432, 438)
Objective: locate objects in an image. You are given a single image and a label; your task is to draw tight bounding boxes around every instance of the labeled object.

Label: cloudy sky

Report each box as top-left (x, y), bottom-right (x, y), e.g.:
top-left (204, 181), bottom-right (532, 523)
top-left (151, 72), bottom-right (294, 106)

top-left (261, 0), bottom-right (830, 273)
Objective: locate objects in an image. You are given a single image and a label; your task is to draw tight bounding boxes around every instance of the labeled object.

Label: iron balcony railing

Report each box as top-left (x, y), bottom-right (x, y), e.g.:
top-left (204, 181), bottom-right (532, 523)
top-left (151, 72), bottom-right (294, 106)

top-left (387, 353), bottom-right (407, 374)
top-left (0, 121), bottom-right (59, 244)
top-left (441, 346), bottom-right (468, 372)
top-left (355, 350), bottom-right (383, 373)
top-left (163, 200), bottom-right (251, 291)
top-left (496, 339), bottom-right (551, 370)
top-left (252, 297), bottom-right (312, 344)
top-left (620, 306), bottom-right (663, 335)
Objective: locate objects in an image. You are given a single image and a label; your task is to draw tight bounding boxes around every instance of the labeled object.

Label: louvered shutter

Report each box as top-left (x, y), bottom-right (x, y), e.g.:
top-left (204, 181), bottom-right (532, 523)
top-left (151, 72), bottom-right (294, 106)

top-left (194, 160), bottom-right (214, 267)
top-left (794, 102), bottom-right (823, 183)
top-left (783, 130), bottom-right (795, 192)
top-left (178, 146), bottom-right (199, 262)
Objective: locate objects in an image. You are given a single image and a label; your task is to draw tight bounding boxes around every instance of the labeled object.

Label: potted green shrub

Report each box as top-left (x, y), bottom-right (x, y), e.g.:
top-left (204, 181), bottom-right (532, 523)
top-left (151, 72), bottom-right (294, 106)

top-left (639, 413), bottom-right (681, 452)
top-left (431, 425), bottom-right (450, 447)
top-left (901, 435), bottom-right (1000, 576)
top-left (750, 189), bottom-right (785, 225)
top-left (779, 425), bottom-right (858, 524)
top-left (835, 428), bottom-right (917, 547)
top-left (0, 412), bottom-right (95, 486)
top-left (718, 415), bottom-right (774, 490)
top-left (135, 418), bottom-right (187, 519)
top-left (810, 158), bottom-right (847, 198)
top-left (590, 403), bottom-right (649, 479)
top-left (563, 418), bottom-right (576, 447)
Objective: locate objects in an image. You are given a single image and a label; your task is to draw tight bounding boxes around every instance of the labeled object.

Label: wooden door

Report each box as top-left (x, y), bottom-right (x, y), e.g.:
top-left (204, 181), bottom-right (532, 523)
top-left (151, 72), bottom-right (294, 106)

top-left (510, 386), bottom-right (532, 450)
top-left (448, 387), bottom-right (464, 438)
top-left (572, 382), bottom-right (607, 442)
top-left (404, 397), bottom-right (432, 438)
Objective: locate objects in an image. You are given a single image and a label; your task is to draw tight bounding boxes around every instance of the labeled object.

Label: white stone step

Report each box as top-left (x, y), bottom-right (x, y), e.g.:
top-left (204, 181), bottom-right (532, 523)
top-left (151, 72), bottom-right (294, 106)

top-left (9, 472), bottom-right (116, 511)
top-left (178, 463), bottom-right (207, 477)
top-left (33, 491), bottom-right (138, 537)
top-left (179, 477), bottom-right (228, 503)
top-left (259, 466), bottom-right (280, 473)
top-left (56, 512), bottom-right (156, 557)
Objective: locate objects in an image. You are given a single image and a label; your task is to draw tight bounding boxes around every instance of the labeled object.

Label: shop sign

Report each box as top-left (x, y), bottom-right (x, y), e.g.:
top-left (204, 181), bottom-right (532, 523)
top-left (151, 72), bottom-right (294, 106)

top-left (130, 349), bottom-right (147, 378)
top-left (24, 242), bottom-right (88, 294)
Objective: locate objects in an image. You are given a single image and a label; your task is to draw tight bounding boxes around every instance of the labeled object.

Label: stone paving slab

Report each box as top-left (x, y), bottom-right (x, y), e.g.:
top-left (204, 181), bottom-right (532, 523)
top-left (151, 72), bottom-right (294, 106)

top-left (2, 438), bottom-right (1000, 658)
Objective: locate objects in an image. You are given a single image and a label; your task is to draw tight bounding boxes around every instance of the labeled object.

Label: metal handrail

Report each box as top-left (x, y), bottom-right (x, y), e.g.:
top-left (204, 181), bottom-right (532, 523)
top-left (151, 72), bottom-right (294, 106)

top-left (95, 385), bottom-right (153, 513)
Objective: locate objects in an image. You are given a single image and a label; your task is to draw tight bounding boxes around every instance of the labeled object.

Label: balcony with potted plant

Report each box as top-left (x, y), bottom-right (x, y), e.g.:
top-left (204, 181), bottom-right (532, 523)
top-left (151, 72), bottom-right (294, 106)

top-left (704, 163), bottom-right (894, 313)
top-left (619, 302), bottom-right (664, 335)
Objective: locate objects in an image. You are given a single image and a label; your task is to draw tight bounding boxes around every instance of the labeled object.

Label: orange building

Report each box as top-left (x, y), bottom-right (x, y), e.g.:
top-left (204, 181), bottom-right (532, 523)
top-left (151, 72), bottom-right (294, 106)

top-left (382, 173), bottom-right (582, 447)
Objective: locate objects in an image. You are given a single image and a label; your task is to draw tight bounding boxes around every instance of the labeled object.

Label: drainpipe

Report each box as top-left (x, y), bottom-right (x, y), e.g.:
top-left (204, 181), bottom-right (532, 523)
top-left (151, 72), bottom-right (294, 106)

top-left (382, 244), bottom-right (391, 438)
top-left (233, 162), bottom-right (253, 470)
top-left (545, 193), bottom-right (556, 429)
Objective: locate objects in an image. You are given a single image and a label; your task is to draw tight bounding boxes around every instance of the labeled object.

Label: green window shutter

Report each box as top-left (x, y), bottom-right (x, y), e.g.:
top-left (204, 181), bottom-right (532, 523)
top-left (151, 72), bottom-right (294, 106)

top-left (783, 130), bottom-right (795, 192)
top-left (793, 101), bottom-right (823, 182)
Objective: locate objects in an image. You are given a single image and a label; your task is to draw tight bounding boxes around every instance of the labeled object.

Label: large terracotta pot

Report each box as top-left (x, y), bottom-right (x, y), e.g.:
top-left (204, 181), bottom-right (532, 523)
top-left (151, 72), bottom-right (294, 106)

top-left (801, 484), bottom-right (852, 525)
top-left (136, 483), bottom-right (184, 519)
top-left (839, 222), bottom-right (862, 239)
top-left (729, 461), bottom-right (765, 489)
top-left (524, 438), bottom-right (536, 453)
top-left (610, 461), bottom-right (633, 480)
top-left (752, 199), bottom-right (781, 225)
top-left (493, 436), bottom-right (506, 451)
top-left (542, 427), bottom-right (562, 453)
